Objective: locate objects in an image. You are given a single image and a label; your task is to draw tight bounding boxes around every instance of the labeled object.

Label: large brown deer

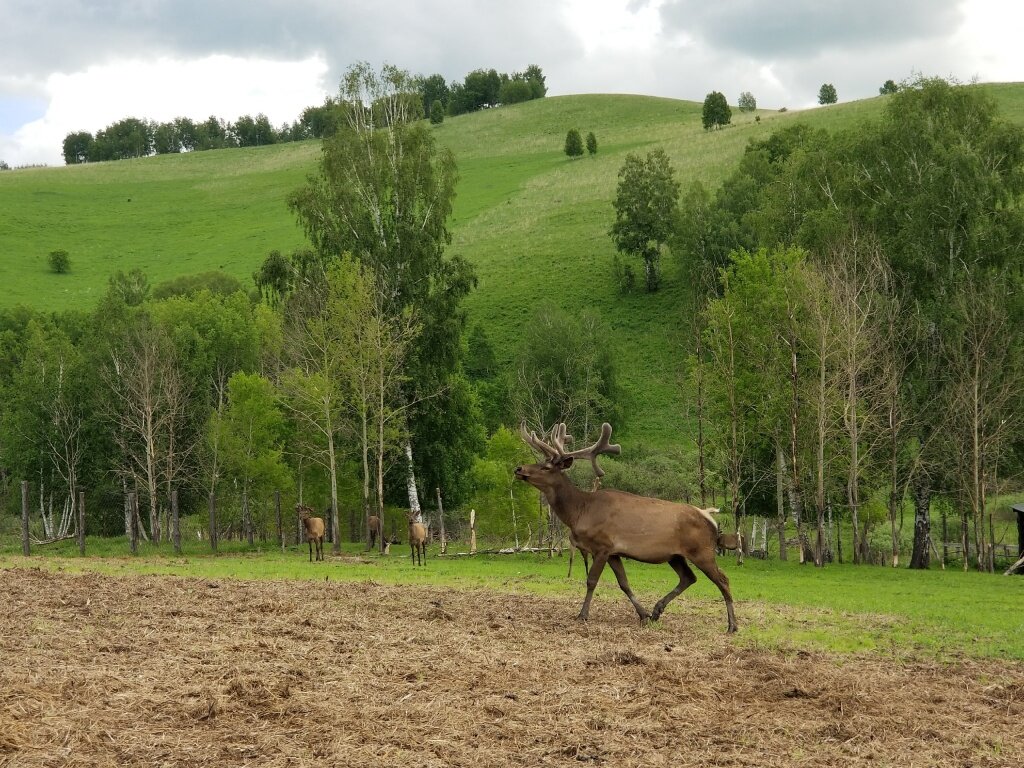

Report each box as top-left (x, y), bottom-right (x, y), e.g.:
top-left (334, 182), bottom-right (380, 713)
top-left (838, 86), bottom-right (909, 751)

top-left (515, 422), bottom-right (737, 632)
top-left (297, 504), bottom-right (325, 562)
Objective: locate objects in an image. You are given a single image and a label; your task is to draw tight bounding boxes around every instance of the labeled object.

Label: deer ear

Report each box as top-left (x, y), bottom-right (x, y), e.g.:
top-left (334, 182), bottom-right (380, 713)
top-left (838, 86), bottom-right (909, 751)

top-left (554, 456), bottom-right (574, 471)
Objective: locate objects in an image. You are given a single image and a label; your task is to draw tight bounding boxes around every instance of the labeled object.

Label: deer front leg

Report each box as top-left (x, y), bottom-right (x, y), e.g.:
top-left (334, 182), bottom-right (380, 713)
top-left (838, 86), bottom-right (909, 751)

top-left (608, 556), bottom-right (650, 623)
top-left (577, 553), bottom-right (608, 621)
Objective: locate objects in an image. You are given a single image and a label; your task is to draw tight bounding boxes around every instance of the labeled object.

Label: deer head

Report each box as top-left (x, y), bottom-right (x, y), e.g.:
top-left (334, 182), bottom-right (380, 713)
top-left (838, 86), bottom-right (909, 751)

top-left (514, 422), bottom-right (621, 494)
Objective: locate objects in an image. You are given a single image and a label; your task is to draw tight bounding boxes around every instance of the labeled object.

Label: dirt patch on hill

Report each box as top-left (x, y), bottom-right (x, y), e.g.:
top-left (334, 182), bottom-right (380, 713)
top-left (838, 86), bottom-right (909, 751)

top-left (1, 567), bottom-right (1021, 767)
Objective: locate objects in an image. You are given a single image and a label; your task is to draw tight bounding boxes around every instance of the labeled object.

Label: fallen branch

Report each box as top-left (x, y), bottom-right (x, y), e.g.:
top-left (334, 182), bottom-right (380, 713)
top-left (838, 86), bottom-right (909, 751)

top-left (29, 534), bottom-right (76, 547)
top-left (1003, 555), bottom-right (1024, 576)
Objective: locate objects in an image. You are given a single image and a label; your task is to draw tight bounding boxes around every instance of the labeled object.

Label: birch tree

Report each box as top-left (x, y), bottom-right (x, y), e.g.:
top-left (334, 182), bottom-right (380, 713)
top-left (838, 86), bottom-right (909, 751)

top-left (289, 61), bottom-right (474, 521)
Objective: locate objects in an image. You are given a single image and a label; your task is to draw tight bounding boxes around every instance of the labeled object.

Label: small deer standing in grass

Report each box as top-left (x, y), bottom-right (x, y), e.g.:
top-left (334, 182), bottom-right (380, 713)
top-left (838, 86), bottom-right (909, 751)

top-left (407, 511), bottom-right (427, 566)
top-left (515, 422), bottom-right (737, 632)
top-left (297, 504), bottom-right (325, 562)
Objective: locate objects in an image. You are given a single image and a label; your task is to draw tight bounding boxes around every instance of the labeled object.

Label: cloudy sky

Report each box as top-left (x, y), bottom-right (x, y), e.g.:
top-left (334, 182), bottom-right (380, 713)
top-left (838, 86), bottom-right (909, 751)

top-left (2, 0), bottom-right (1022, 167)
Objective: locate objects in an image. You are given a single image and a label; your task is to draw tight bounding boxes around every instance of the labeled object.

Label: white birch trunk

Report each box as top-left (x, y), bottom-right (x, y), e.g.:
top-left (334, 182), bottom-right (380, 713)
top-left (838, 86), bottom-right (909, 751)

top-left (404, 441), bottom-right (422, 522)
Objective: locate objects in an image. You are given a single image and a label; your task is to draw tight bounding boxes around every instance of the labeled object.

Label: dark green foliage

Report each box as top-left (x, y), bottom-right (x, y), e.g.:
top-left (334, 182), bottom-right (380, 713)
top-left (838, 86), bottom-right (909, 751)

top-left (47, 250), bottom-right (70, 274)
top-left (419, 74), bottom-right (451, 118)
top-left (152, 271), bottom-right (244, 300)
top-left (610, 149), bottom-right (680, 291)
top-left (818, 83), bottom-right (838, 104)
top-left (430, 100), bottom-right (445, 124)
top-left (300, 99), bottom-right (344, 138)
top-left (702, 91), bottom-right (732, 130)
top-left (879, 79), bottom-right (898, 95)
top-left (564, 128), bottom-right (584, 158)
top-left (512, 301), bottom-right (621, 438)
top-left (498, 79), bottom-right (534, 105)
top-left (738, 91), bottom-right (757, 112)
top-left (232, 114), bottom-right (276, 147)
top-left (586, 131), bottom-right (597, 156)
top-left (62, 132), bottom-right (93, 165)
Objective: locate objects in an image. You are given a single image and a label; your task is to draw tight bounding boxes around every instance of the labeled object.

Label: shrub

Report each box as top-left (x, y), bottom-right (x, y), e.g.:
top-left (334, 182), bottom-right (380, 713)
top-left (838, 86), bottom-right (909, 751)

top-left (586, 131), bottom-right (597, 156)
top-left (48, 249), bottom-right (70, 274)
top-left (564, 128), bottom-right (583, 158)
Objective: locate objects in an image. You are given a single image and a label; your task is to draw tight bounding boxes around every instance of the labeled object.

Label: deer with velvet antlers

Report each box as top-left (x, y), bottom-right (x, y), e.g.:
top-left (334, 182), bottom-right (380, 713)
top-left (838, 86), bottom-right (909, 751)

top-left (515, 422), bottom-right (737, 632)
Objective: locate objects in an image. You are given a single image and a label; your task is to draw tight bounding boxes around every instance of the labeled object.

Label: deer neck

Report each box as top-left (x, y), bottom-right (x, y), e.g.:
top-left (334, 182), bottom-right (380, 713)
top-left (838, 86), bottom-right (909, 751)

top-left (543, 477), bottom-right (590, 531)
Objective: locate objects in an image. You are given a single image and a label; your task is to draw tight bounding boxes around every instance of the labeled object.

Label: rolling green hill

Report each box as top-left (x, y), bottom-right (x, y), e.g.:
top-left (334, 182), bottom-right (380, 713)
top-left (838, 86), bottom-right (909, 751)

top-left (3, 84), bottom-right (1023, 448)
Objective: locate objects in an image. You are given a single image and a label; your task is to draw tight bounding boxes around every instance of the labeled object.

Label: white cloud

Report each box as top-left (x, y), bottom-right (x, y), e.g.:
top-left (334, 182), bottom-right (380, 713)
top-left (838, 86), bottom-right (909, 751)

top-left (1, 54), bottom-right (330, 166)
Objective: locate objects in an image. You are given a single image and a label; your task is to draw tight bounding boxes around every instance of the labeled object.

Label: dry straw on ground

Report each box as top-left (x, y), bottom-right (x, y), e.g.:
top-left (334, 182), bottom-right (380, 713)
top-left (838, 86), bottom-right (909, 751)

top-left (1, 566), bottom-right (1022, 767)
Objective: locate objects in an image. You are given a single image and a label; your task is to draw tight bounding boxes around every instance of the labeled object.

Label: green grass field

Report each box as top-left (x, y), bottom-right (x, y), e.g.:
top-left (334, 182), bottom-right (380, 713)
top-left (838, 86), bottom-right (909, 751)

top-left (8, 86), bottom-right (1023, 446)
top-left (3, 535), bottom-right (1022, 661)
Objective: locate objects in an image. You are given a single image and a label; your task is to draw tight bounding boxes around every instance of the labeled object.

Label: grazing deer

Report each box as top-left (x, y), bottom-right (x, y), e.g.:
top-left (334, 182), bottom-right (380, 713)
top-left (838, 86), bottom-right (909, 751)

top-left (407, 512), bottom-right (427, 566)
top-left (367, 515), bottom-right (381, 550)
top-left (297, 504), bottom-right (325, 562)
top-left (516, 423), bottom-right (737, 633)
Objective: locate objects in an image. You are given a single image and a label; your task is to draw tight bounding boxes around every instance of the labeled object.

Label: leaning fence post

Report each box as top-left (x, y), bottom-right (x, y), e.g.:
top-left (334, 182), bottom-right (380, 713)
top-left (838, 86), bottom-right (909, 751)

top-left (21, 480), bottom-right (30, 556)
top-left (129, 492), bottom-right (139, 555)
top-left (171, 488), bottom-right (181, 555)
top-left (78, 489), bottom-right (86, 556)
top-left (208, 491), bottom-right (218, 553)
top-left (276, 490), bottom-right (283, 554)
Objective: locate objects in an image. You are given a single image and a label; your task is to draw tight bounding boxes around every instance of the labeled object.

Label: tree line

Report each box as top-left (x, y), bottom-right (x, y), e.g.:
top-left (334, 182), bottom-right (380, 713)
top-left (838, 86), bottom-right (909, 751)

top-left (614, 76), bottom-right (1024, 571)
top-left (60, 64), bottom-right (546, 165)
top-left (4, 63), bottom-right (576, 551)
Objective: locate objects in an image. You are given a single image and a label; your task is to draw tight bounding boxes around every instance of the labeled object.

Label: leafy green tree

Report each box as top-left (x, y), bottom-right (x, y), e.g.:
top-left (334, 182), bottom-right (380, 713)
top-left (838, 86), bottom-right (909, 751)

top-left (152, 122), bottom-right (180, 154)
top-left (419, 73), bottom-right (450, 117)
top-left (300, 99), bottom-right (343, 138)
top-left (738, 91), bottom-right (757, 112)
top-left (523, 64), bottom-right (547, 99)
top-left (586, 131), bottom-right (597, 156)
top-left (209, 372), bottom-right (291, 542)
top-left (512, 301), bottom-right (620, 439)
top-left (702, 91), bottom-right (732, 129)
top-left (498, 79), bottom-right (533, 104)
top-left (564, 128), bottom-right (583, 158)
top-left (610, 149), bottom-right (680, 291)
top-left (48, 250), bottom-right (70, 274)
top-left (818, 83), bottom-right (838, 104)
top-left (62, 132), bottom-right (93, 164)
top-left (879, 79), bottom-right (898, 95)
top-left (468, 426), bottom-right (537, 544)
top-left (289, 62), bottom-right (477, 521)
top-left (430, 100), bottom-right (444, 124)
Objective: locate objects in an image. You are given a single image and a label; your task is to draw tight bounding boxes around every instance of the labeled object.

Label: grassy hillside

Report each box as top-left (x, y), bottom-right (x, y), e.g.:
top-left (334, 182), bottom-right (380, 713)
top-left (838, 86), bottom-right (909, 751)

top-left (3, 84), bottom-right (1023, 447)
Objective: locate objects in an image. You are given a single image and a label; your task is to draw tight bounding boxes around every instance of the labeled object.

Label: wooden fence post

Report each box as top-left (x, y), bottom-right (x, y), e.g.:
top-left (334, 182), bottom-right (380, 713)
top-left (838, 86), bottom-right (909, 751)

top-left (436, 487), bottom-right (447, 555)
top-left (208, 492), bottom-right (218, 553)
top-left (469, 508), bottom-right (477, 555)
top-left (129, 492), bottom-right (139, 555)
top-left (276, 490), bottom-right (283, 553)
top-left (21, 480), bottom-right (30, 556)
top-left (171, 488), bottom-right (181, 555)
top-left (78, 489), bottom-right (86, 556)
top-left (243, 490), bottom-right (253, 546)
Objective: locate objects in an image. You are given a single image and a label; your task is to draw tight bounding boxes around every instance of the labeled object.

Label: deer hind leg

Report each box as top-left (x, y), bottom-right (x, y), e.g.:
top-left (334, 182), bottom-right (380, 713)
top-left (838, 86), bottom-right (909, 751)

top-left (577, 553), bottom-right (608, 621)
top-left (650, 556), bottom-right (697, 622)
top-left (688, 551), bottom-right (737, 633)
top-left (607, 556), bottom-right (650, 623)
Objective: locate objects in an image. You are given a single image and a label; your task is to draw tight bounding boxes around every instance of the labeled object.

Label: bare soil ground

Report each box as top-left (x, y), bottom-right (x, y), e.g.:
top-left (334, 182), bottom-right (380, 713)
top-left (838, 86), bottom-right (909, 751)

top-left (1, 567), bottom-right (1022, 768)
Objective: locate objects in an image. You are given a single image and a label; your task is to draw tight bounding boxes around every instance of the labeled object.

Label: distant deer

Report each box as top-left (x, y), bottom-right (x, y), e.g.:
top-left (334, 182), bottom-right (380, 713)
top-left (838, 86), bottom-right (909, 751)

top-left (407, 512), bottom-right (427, 566)
top-left (296, 504), bottom-right (325, 562)
top-left (516, 423), bottom-right (737, 632)
top-left (367, 515), bottom-right (381, 551)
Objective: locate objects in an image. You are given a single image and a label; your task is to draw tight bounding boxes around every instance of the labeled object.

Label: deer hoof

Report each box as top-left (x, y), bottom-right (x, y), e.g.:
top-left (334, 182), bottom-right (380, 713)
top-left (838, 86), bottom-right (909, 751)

top-left (575, 612), bottom-right (589, 622)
